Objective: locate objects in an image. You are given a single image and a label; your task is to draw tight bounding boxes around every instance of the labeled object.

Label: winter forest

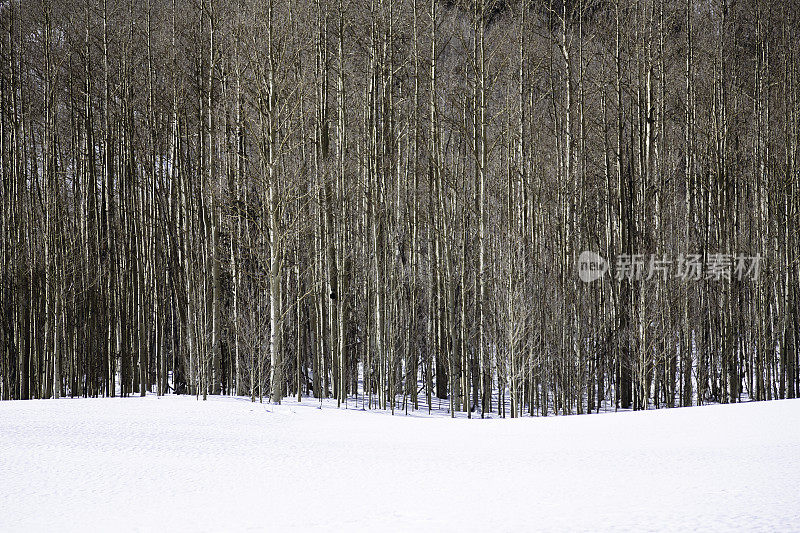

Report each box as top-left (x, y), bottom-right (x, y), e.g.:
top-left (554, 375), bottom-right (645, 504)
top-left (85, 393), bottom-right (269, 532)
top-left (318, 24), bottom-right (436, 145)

top-left (1, 0), bottom-right (799, 418)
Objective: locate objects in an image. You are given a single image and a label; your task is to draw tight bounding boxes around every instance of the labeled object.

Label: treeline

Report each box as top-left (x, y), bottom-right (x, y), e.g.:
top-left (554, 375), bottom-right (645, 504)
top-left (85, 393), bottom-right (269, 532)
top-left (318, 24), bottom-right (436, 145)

top-left (0, 0), bottom-right (798, 416)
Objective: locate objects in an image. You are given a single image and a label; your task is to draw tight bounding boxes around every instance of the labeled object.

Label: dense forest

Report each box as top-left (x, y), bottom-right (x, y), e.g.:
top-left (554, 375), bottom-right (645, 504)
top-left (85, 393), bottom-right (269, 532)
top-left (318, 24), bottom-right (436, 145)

top-left (0, 0), bottom-right (797, 417)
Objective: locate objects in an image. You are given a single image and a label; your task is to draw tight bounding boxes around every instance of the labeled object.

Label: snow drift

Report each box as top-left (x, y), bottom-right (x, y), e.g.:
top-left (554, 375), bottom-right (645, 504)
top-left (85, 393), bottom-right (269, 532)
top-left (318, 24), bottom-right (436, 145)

top-left (1, 395), bottom-right (798, 532)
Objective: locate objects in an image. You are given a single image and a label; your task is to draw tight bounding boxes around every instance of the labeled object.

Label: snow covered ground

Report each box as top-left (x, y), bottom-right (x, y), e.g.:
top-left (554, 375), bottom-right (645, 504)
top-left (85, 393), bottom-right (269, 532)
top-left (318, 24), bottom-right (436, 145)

top-left (1, 395), bottom-right (799, 532)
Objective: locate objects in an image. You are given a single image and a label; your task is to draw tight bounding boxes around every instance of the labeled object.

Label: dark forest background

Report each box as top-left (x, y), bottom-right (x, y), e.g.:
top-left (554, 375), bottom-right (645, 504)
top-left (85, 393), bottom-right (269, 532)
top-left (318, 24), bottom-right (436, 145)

top-left (0, 0), bottom-right (798, 416)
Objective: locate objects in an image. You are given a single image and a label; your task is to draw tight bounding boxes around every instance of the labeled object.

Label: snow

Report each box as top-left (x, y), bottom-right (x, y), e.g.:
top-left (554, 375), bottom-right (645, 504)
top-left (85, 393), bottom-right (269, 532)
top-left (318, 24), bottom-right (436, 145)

top-left (1, 395), bottom-right (799, 532)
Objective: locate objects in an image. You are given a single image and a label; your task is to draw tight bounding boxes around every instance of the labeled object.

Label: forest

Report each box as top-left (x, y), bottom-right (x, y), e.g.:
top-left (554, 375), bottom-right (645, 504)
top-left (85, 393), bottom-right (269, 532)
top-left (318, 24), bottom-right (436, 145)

top-left (0, 0), bottom-right (797, 417)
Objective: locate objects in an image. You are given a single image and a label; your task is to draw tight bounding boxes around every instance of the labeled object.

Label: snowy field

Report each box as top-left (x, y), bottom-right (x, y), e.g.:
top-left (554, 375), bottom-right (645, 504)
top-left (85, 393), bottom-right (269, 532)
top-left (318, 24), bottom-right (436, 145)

top-left (1, 395), bottom-right (799, 532)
